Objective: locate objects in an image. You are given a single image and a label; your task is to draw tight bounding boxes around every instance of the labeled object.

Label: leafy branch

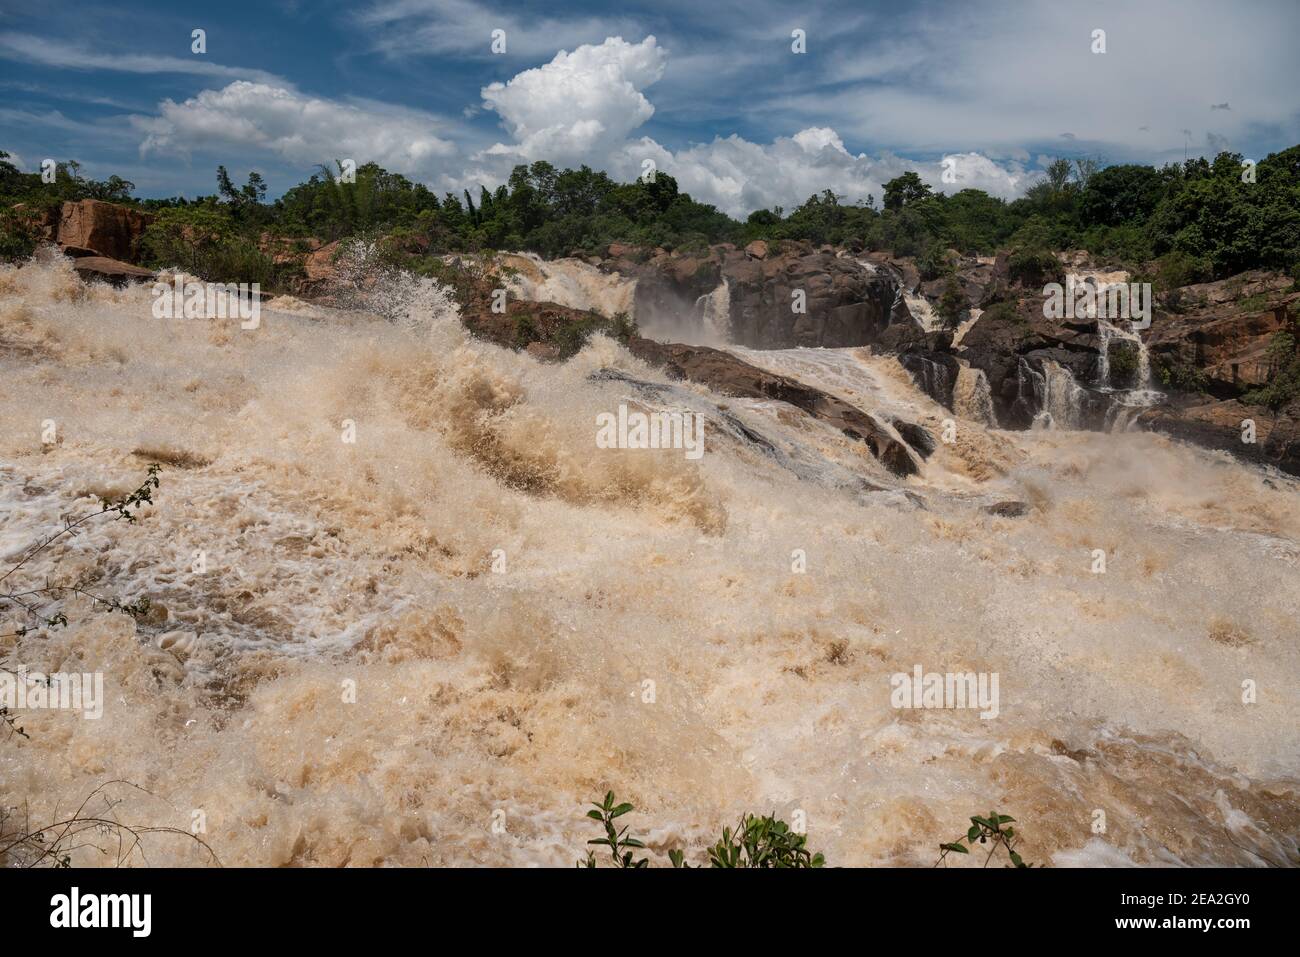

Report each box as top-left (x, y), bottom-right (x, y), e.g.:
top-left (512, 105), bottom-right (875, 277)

top-left (0, 465), bottom-right (160, 641)
top-left (936, 812), bottom-right (1034, 868)
top-left (578, 791), bottom-right (648, 868)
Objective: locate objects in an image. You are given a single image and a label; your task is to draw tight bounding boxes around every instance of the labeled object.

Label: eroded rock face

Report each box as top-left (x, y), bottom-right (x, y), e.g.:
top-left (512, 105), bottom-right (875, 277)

top-left (1136, 398), bottom-right (1300, 475)
top-left (608, 242), bottom-right (904, 349)
top-left (722, 246), bottom-right (898, 348)
top-left (304, 240), bottom-right (342, 282)
top-left (958, 295), bottom-right (1103, 427)
top-left (1145, 274), bottom-right (1298, 397)
top-left (57, 200), bottom-right (154, 262)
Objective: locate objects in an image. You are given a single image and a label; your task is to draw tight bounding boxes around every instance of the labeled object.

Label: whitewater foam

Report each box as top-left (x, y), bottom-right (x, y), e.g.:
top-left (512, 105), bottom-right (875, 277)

top-left (1, 254), bottom-right (1297, 868)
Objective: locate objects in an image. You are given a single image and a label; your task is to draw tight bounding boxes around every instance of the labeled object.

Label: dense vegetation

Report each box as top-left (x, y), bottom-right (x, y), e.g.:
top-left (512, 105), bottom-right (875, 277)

top-left (3, 145), bottom-right (1299, 283)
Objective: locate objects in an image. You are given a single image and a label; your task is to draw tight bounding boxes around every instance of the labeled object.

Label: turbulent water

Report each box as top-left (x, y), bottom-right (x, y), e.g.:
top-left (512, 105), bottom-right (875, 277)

top-left (2, 253), bottom-right (1298, 867)
top-left (499, 251), bottom-right (637, 319)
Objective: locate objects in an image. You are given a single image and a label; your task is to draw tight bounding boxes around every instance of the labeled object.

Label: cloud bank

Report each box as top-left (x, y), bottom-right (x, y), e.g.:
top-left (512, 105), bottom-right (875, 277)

top-left (128, 35), bottom-right (1036, 216)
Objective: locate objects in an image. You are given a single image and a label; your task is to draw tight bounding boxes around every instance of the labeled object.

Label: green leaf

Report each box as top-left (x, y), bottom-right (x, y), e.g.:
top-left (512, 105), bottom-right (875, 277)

top-left (940, 842), bottom-right (969, 854)
top-left (609, 803), bottom-right (634, 818)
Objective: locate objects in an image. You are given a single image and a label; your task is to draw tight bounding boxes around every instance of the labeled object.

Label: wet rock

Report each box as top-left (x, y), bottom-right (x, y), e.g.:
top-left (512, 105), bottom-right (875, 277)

top-left (610, 241), bottom-right (904, 349)
top-left (1135, 397), bottom-right (1300, 476)
top-left (72, 256), bottom-right (155, 286)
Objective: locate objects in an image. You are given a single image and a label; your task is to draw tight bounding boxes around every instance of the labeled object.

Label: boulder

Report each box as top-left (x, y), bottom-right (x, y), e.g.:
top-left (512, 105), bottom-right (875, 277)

top-left (57, 199), bottom-right (154, 262)
top-left (959, 294), bottom-right (1102, 427)
top-left (744, 240), bottom-right (769, 260)
top-left (606, 242), bottom-right (642, 260)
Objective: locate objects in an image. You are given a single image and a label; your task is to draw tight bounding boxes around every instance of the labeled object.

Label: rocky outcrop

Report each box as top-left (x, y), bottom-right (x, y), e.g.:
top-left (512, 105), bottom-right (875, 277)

top-left (304, 240), bottom-right (342, 282)
top-left (1136, 397), bottom-right (1300, 475)
top-left (626, 337), bottom-right (924, 476)
top-left (723, 245), bottom-right (899, 347)
top-left (958, 294), bottom-right (1105, 427)
top-left (449, 259), bottom-right (927, 476)
top-left (1144, 273), bottom-right (1298, 398)
top-left (607, 241), bottom-right (906, 349)
top-left (57, 200), bottom-right (154, 263)
top-left (72, 256), bottom-right (155, 286)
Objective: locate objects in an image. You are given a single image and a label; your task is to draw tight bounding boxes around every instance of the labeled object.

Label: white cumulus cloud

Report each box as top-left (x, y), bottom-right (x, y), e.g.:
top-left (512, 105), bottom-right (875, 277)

top-left (470, 37), bottom-right (1029, 217)
top-left (133, 81), bottom-right (456, 172)
top-left (480, 36), bottom-right (667, 164)
top-left (125, 36), bottom-right (1034, 217)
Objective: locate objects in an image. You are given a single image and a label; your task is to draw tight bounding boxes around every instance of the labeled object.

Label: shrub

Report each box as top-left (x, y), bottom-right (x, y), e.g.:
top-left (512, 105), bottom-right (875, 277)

top-left (1007, 246), bottom-right (1063, 287)
top-left (938, 277), bottom-right (966, 328)
top-left (0, 207), bottom-right (42, 262)
top-left (1242, 327), bottom-right (1300, 409)
top-left (1156, 358), bottom-right (1210, 393)
top-left (577, 792), bottom-right (824, 868)
top-left (143, 206), bottom-right (296, 290)
top-left (918, 242), bottom-right (954, 281)
top-left (1148, 250), bottom-right (1213, 292)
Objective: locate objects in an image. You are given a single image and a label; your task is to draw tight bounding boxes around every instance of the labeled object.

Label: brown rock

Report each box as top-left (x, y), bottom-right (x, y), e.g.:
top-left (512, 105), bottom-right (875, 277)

top-left (744, 240), bottom-right (769, 260)
top-left (1136, 397), bottom-right (1300, 477)
top-left (57, 200), bottom-right (154, 262)
top-left (1146, 275), bottom-right (1298, 396)
top-left (607, 242), bottom-right (642, 260)
top-left (72, 256), bottom-right (155, 286)
top-left (983, 501), bottom-right (1030, 518)
top-left (304, 240), bottom-right (342, 281)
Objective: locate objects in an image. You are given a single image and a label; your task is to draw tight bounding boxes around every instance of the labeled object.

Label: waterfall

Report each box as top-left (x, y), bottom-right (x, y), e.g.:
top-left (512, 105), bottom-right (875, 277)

top-left (899, 352), bottom-right (953, 407)
top-left (954, 363), bottom-right (997, 426)
top-left (695, 280), bottom-right (732, 343)
top-left (1096, 318), bottom-right (1152, 390)
top-left (904, 288), bottom-right (940, 332)
top-left (1022, 358), bottom-right (1086, 430)
top-left (499, 251), bottom-right (637, 318)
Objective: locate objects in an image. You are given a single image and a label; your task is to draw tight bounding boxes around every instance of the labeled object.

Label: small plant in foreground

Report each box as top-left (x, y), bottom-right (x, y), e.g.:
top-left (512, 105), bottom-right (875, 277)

top-left (706, 813), bottom-right (825, 868)
top-left (579, 791), bottom-right (648, 868)
top-left (936, 812), bottom-right (1034, 868)
top-left (578, 792), bottom-right (824, 868)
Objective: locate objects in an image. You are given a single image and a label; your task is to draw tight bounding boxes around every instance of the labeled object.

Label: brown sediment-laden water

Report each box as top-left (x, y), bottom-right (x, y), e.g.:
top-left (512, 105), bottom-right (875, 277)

top-left (1, 252), bottom-right (1297, 866)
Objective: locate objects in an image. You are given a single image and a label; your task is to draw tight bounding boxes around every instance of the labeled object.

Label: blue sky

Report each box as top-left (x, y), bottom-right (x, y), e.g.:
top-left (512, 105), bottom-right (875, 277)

top-left (2, 0), bottom-right (1298, 216)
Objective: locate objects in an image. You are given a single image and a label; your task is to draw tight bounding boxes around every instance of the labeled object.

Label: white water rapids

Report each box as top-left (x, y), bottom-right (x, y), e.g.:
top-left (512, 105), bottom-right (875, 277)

top-left (2, 254), bottom-right (1298, 867)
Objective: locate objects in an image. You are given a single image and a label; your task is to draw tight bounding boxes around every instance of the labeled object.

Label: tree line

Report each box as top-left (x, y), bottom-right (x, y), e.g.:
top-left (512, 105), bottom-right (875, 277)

top-left (2, 146), bottom-right (1298, 286)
